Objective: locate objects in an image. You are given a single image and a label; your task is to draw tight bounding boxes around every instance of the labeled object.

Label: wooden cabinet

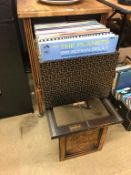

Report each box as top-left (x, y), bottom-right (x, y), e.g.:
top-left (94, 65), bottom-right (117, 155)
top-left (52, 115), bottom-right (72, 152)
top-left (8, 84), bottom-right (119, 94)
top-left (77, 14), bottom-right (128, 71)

top-left (17, 0), bottom-right (112, 114)
top-left (17, 0), bottom-right (123, 161)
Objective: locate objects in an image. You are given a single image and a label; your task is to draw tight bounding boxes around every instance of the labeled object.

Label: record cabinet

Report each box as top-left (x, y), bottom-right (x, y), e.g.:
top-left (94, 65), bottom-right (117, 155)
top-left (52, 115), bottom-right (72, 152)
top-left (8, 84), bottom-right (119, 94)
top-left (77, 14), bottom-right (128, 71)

top-left (17, 0), bottom-right (123, 160)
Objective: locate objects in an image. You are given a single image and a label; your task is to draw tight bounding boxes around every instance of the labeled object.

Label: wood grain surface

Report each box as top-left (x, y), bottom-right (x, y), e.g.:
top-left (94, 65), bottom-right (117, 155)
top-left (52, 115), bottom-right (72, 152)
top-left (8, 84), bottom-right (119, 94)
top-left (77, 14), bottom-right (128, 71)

top-left (66, 129), bottom-right (99, 154)
top-left (59, 127), bottom-right (108, 160)
top-left (23, 19), bottom-right (44, 114)
top-left (17, 0), bottom-right (112, 18)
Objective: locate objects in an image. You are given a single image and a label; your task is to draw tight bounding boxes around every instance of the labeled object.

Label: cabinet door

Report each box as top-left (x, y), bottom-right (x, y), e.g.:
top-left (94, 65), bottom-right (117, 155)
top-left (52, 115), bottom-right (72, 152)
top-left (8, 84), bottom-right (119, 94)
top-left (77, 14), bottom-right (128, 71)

top-left (0, 22), bottom-right (33, 118)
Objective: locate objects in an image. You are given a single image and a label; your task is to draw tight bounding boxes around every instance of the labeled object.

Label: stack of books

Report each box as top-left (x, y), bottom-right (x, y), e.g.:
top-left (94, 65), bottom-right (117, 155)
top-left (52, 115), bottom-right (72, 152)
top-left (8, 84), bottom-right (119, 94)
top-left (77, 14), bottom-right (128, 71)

top-left (115, 87), bottom-right (131, 110)
top-left (34, 20), bottom-right (118, 62)
top-left (112, 64), bottom-right (131, 110)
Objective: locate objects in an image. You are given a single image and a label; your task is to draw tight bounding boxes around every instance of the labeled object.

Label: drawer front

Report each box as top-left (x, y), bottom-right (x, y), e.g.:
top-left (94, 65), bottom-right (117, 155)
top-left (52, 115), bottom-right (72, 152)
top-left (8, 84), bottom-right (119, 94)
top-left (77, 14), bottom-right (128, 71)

top-left (40, 53), bottom-right (118, 109)
top-left (65, 129), bottom-right (100, 154)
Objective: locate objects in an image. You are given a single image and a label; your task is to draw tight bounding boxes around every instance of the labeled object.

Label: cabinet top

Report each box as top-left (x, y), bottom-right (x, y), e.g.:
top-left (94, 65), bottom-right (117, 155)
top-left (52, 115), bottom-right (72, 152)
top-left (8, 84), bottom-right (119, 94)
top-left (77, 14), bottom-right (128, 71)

top-left (17, 0), bottom-right (112, 18)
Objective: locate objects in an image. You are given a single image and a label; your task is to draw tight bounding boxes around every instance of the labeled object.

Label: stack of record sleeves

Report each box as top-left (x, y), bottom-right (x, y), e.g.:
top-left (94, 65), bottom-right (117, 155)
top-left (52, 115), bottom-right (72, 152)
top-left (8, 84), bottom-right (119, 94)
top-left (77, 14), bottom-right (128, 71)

top-left (112, 64), bottom-right (131, 110)
top-left (115, 87), bottom-right (131, 110)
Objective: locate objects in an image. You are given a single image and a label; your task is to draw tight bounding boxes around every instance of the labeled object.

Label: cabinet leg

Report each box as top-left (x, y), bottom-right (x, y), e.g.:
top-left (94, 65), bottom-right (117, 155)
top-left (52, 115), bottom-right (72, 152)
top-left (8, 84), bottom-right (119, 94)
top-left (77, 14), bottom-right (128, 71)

top-left (100, 13), bottom-right (109, 25)
top-left (23, 18), bottom-right (44, 115)
top-left (59, 137), bottom-right (66, 161)
top-left (98, 127), bottom-right (108, 150)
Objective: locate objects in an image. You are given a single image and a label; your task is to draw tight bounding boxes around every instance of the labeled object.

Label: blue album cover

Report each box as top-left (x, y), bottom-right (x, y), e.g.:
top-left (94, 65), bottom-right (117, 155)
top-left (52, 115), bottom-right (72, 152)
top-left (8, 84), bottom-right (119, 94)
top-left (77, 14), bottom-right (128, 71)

top-left (38, 33), bottom-right (118, 62)
top-left (116, 69), bottom-right (131, 90)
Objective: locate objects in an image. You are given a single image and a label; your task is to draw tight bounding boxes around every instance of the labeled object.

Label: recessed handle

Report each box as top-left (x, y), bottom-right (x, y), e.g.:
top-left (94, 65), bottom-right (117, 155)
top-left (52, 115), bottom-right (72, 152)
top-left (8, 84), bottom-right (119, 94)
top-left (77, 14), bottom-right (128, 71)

top-left (0, 89), bottom-right (2, 96)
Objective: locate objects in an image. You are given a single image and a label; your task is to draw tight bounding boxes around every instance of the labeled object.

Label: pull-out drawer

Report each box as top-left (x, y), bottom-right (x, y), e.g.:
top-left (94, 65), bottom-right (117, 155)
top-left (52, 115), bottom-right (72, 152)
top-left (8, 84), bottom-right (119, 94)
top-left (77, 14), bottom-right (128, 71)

top-left (46, 98), bottom-right (122, 160)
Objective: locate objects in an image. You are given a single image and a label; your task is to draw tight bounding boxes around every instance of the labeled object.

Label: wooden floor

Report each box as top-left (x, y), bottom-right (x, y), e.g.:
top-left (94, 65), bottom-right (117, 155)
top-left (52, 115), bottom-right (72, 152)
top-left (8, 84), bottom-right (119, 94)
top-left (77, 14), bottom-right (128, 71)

top-left (0, 112), bottom-right (131, 175)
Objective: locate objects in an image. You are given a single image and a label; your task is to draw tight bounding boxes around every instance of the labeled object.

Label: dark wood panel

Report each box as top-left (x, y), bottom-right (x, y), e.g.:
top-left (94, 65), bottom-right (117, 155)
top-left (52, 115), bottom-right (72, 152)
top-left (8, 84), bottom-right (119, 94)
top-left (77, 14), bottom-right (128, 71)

top-left (0, 0), bottom-right (14, 21)
top-left (66, 129), bottom-right (99, 154)
top-left (59, 127), bottom-right (108, 160)
top-left (0, 22), bottom-right (33, 118)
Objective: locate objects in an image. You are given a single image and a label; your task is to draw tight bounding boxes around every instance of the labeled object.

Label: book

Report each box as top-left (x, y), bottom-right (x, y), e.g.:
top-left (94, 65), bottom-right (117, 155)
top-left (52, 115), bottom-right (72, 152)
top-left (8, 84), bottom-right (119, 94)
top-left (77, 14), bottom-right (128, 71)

top-left (121, 93), bottom-right (131, 110)
top-left (37, 32), bottom-right (118, 62)
top-left (112, 65), bottom-right (131, 94)
top-left (115, 68), bottom-right (131, 91)
top-left (35, 24), bottom-right (108, 41)
top-left (115, 87), bottom-right (131, 100)
top-left (34, 20), bottom-right (106, 32)
top-left (34, 20), bottom-right (108, 41)
top-left (36, 28), bottom-right (110, 41)
top-left (114, 86), bottom-right (131, 110)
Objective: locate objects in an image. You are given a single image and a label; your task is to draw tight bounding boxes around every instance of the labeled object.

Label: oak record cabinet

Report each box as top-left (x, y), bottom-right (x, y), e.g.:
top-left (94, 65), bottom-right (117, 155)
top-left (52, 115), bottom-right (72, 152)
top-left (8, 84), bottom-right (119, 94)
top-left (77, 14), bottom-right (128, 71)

top-left (17, 0), bottom-right (122, 160)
